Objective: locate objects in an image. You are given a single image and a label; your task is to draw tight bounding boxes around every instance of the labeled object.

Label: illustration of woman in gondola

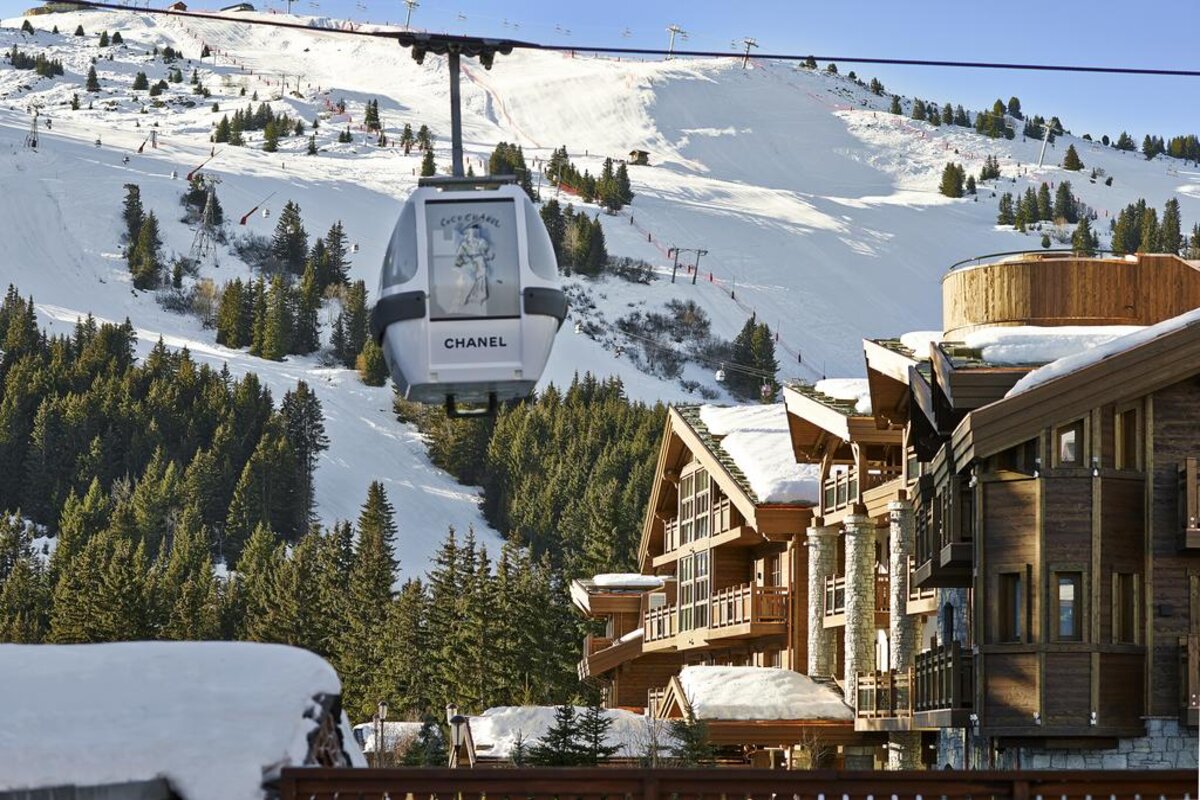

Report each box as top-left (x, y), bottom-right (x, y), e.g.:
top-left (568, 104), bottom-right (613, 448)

top-left (454, 224), bottom-right (495, 311)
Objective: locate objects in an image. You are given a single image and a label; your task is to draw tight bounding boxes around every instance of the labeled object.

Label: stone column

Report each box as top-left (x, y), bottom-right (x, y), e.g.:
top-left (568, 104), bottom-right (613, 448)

top-left (843, 514), bottom-right (877, 708)
top-left (806, 524), bottom-right (839, 678)
top-left (887, 500), bottom-right (922, 769)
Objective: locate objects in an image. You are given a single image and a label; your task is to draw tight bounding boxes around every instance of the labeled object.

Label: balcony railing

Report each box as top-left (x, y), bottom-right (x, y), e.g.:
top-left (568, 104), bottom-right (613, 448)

top-left (914, 641), bottom-right (974, 713)
top-left (1182, 635), bottom-right (1199, 727)
top-left (823, 572), bottom-right (889, 619)
top-left (709, 583), bottom-right (788, 630)
top-left (856, 642), bottom-right (974, 726)
top-left (907, 556), bottom-right (936, 604)
top-left (584, 635), bottom-right (614, 657)
top-left (662, 498), bottom-right (737, 556)
top-left (857, 668), bottom-right (912, 720)
top-left (822, 465), bottom-right (902, 515)
top-left (644, 604), bottom-right (677, 643)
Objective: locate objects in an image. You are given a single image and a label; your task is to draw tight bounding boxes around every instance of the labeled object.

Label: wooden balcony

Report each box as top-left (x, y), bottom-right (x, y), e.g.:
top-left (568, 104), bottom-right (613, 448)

top-left (855, 642), bottom-right (974, 732)
top-left (1182, 635), bottom-right (1199, 727)
top-left (913, 642), bottom-right (974, 728)
top-left (855, 669), bottom-right (913, 732)
top-left (913, 476), bottom-right (972, 589)
top-left (708, 583), bottom-right (788, 640)
top-left (823, 573), bottom-right (889, 629)
top-left (655, 499), bottom-right (748, 567)
top-left (643, 604), bottom-right (677, 649)
top-left (1182, 458), bottom-right (1200, 549)
top-left (906, 555), bottom-right (938, 615)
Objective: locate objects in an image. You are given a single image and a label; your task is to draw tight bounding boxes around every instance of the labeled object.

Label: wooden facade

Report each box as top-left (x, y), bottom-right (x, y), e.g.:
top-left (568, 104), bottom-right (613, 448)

top-left (942, 253), bottom-right (1200, 337)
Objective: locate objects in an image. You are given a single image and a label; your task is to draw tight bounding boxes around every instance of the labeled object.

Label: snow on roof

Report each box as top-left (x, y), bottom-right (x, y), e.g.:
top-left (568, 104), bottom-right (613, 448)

top-left (591, 573), bottom-right (665, 589)
top-left (614, 627), bottom-right (644, 645)
top-left (962, 325), bottom-right (1143, 367)
top-left (1006, 308), bottom-right (1200, 397)
top-left (353, 720), bottom-right (426, 754)
top-left (898, 330), bottom-right (942, 357)
top-left (678, 666), bottom-right (853, 722)
top-left (469, 706), bottom-right (666, 760)
top-left (813, 378), bottom-right (873, 414)
top-left (0, 642), bottom-right (363, 799)
top-left (697, 404), bottom-right (818, 504)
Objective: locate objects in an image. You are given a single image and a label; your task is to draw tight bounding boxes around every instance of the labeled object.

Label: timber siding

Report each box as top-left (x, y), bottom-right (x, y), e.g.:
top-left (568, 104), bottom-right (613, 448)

top-left (1149, 375), bottom-right (1200, 717)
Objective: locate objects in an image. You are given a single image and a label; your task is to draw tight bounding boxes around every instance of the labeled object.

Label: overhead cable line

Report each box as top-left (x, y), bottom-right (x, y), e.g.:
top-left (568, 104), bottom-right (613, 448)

top-left (59, 0), bottom-right (1200, 78)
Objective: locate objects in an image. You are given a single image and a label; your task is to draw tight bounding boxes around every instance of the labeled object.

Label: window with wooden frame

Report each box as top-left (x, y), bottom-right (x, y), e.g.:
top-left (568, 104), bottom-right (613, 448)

top-left (678, 555), bottom-right (694, 630)
top-left (693, 468), bottom-right (710, 539)
top-left (998, 571), bottom-right (1026, 643)
top-left (1115, 405), bottom-right (1141, 470)
top-left (1112, 572), bottom-right (1140, 644)
top-left (1050, 570), bottom-right (1085, 642)
top-left (1054, 420), bottom-right (1086, 467)
top-left (766, 553), bottom-right (783, 587)
top-left (693, 550), bottom-right (709, 628)
top-left (679, 472), bottom-right (695, 544)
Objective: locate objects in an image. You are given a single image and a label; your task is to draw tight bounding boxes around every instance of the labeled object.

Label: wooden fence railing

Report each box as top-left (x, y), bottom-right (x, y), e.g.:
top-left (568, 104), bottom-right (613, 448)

top-left (277, 766), bottom-right (1197, 800)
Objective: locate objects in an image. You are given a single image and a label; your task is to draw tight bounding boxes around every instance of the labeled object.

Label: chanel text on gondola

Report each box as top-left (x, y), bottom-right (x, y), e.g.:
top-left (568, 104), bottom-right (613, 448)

top-left (444, 336), bottom-right (509, 349)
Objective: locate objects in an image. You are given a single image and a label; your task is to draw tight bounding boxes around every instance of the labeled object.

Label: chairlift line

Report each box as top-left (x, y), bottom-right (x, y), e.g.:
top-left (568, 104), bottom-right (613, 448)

top-left (239, 190), bottom-right (277, 225)
top-left (55, 0), bottom-right (1200, 78)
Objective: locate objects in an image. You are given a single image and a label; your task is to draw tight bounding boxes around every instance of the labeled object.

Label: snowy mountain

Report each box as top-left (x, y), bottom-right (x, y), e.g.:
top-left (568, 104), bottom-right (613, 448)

top-left (3, 8), bottom-right (1197, 572)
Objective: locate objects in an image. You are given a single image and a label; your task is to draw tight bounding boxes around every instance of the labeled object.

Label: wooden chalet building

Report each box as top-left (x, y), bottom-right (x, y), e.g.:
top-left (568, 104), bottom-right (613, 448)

top-left (784, 251), bottom-right (1200, 770)
top-left (574, 404), bottom-right (880, 766)
top-left (574, 251), bottom-right (1199, 771)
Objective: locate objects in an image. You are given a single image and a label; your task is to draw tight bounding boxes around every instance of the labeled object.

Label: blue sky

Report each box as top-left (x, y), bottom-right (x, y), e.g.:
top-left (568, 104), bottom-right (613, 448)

top-left (6, 0), bottom-right (1198, 139)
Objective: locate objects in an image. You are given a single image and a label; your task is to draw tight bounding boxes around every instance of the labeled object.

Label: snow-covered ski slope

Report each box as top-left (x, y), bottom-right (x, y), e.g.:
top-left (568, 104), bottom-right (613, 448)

top-left (3, 9), bottom-right (1198, 570)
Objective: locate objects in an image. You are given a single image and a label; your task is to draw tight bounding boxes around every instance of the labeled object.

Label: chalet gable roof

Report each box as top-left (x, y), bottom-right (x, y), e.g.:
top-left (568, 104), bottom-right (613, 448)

top-left (952, 308), bottom-right (1200, 468)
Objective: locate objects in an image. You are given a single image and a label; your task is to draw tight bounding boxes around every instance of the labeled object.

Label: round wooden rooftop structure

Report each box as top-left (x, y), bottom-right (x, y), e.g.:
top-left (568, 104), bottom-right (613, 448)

top-left (941, 251), bottom-right (1200, 338)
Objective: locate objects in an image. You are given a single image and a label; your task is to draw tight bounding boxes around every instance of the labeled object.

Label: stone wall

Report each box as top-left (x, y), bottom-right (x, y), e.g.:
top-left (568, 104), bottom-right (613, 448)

top-left (1018, 719), bottom-right (1198, 770)
top-left (806, 525), bottom-right (838, 678)
top-left (843, 515), bottom-right (877, 704)
top-left (937, 719), bottom-right (1198, 769)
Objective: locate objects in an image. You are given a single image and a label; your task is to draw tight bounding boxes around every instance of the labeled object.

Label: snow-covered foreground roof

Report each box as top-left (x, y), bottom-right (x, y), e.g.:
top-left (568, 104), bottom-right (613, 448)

top-left (962, 325), bottom-right (1143, 367)
top-left (1007, 308), bottom-right (1200, 397)
top-left (898, 330), bottom-right (943, 357)
top-left (697, 404), bottom-right (818, 504)
top-left (0, 642), bottom-right (364, 799)
top-left (469, 706), bottom-right (669, 760)
top-left (813, 378), bottom-right (873, 414)
top-left (678, 666), bottom-right (853, 722)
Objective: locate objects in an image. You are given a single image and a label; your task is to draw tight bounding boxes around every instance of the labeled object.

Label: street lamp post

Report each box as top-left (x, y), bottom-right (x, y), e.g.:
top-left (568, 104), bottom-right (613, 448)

top-left (374, 700), bottom-right (388, 768)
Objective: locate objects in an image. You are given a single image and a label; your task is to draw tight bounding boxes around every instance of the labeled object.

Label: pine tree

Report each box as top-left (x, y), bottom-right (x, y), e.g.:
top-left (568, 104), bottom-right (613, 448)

top-left (420, 148), bottom-right (436, 177)
top-left (399, 122), bottom-right (415, 154)
top-left (910, 98), bottom-right (926, 122)
top-left (20, 18), bottom-right (33, 34)
top-left (74, 24), bottom-right (85, 36)
top-left (99, 30), bottom-right (109, 47)
top-left (158, 512), bottom-right (220, 639)
top-left (122, 183), bottom-right (144, 242)
top-left (323, 221), bottom-right (350, 286)
top-left (132, 71), bottom-right (148, 90)
top-left (965, 175), bottom-right (976, 195)
top-left (997, 192), bottom-right (1015, 226)
top-left (341, 280), bottom-right (370, 367)
top-left (1062, 144), bottom-right (1084, 171)
top-left (577, 702), bottom-right (620, 765)
top-left (128, 211), bottom-right (162, 289)
top-left (306, 134), bottom-right (317, 155)
top-left (356, 339), bottom-right (388, 386)
top-left (1161, 198), bottom-right (1182, 255)
top-left (260, 275), bottom-right (292, 360)
top-left (293, 263), bottom-right (321, 354)
top-left (403, 717), bottom-right (447, 766)
top-left (1072, 217), bottom-right (1097, 256)
top-left (339, 482), bottom-right (399, 718)
top-left (1139, 206), bottom-right (1160, 253)
top-left (86, 65), bottom-right (100, 92)
top-left (1053, 181), bottom-right (1077, 223)
top-left (416, 124), bottom-right (433, 152)
top-left (1007, 96), bottom-right (1022, 119)
top-left (939, 162), bottom-right (964, 198)
top-left (279, 381), bottom-right (327, 528)
top-left (1036, 182), bottom-right (1053, 221)
top-left (271, 201), bottom-right (308, 274)
top-left (668, 711), bottom-right (715, 766)
top-left (262, 120), bottom-right (279, 153)
top-left (527, 705), bottom-right (584, 766)
top-left (364, 98), bottom-right (381, 131)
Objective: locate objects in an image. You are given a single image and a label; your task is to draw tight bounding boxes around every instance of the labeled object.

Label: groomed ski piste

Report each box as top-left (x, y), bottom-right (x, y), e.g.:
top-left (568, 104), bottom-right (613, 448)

top-left (3, 7), bottom-right (1198, 573)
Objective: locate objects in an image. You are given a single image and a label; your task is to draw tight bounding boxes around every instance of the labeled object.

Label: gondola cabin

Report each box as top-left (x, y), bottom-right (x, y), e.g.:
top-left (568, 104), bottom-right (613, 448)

top-left (370, 176), bottom-right (566, 415)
